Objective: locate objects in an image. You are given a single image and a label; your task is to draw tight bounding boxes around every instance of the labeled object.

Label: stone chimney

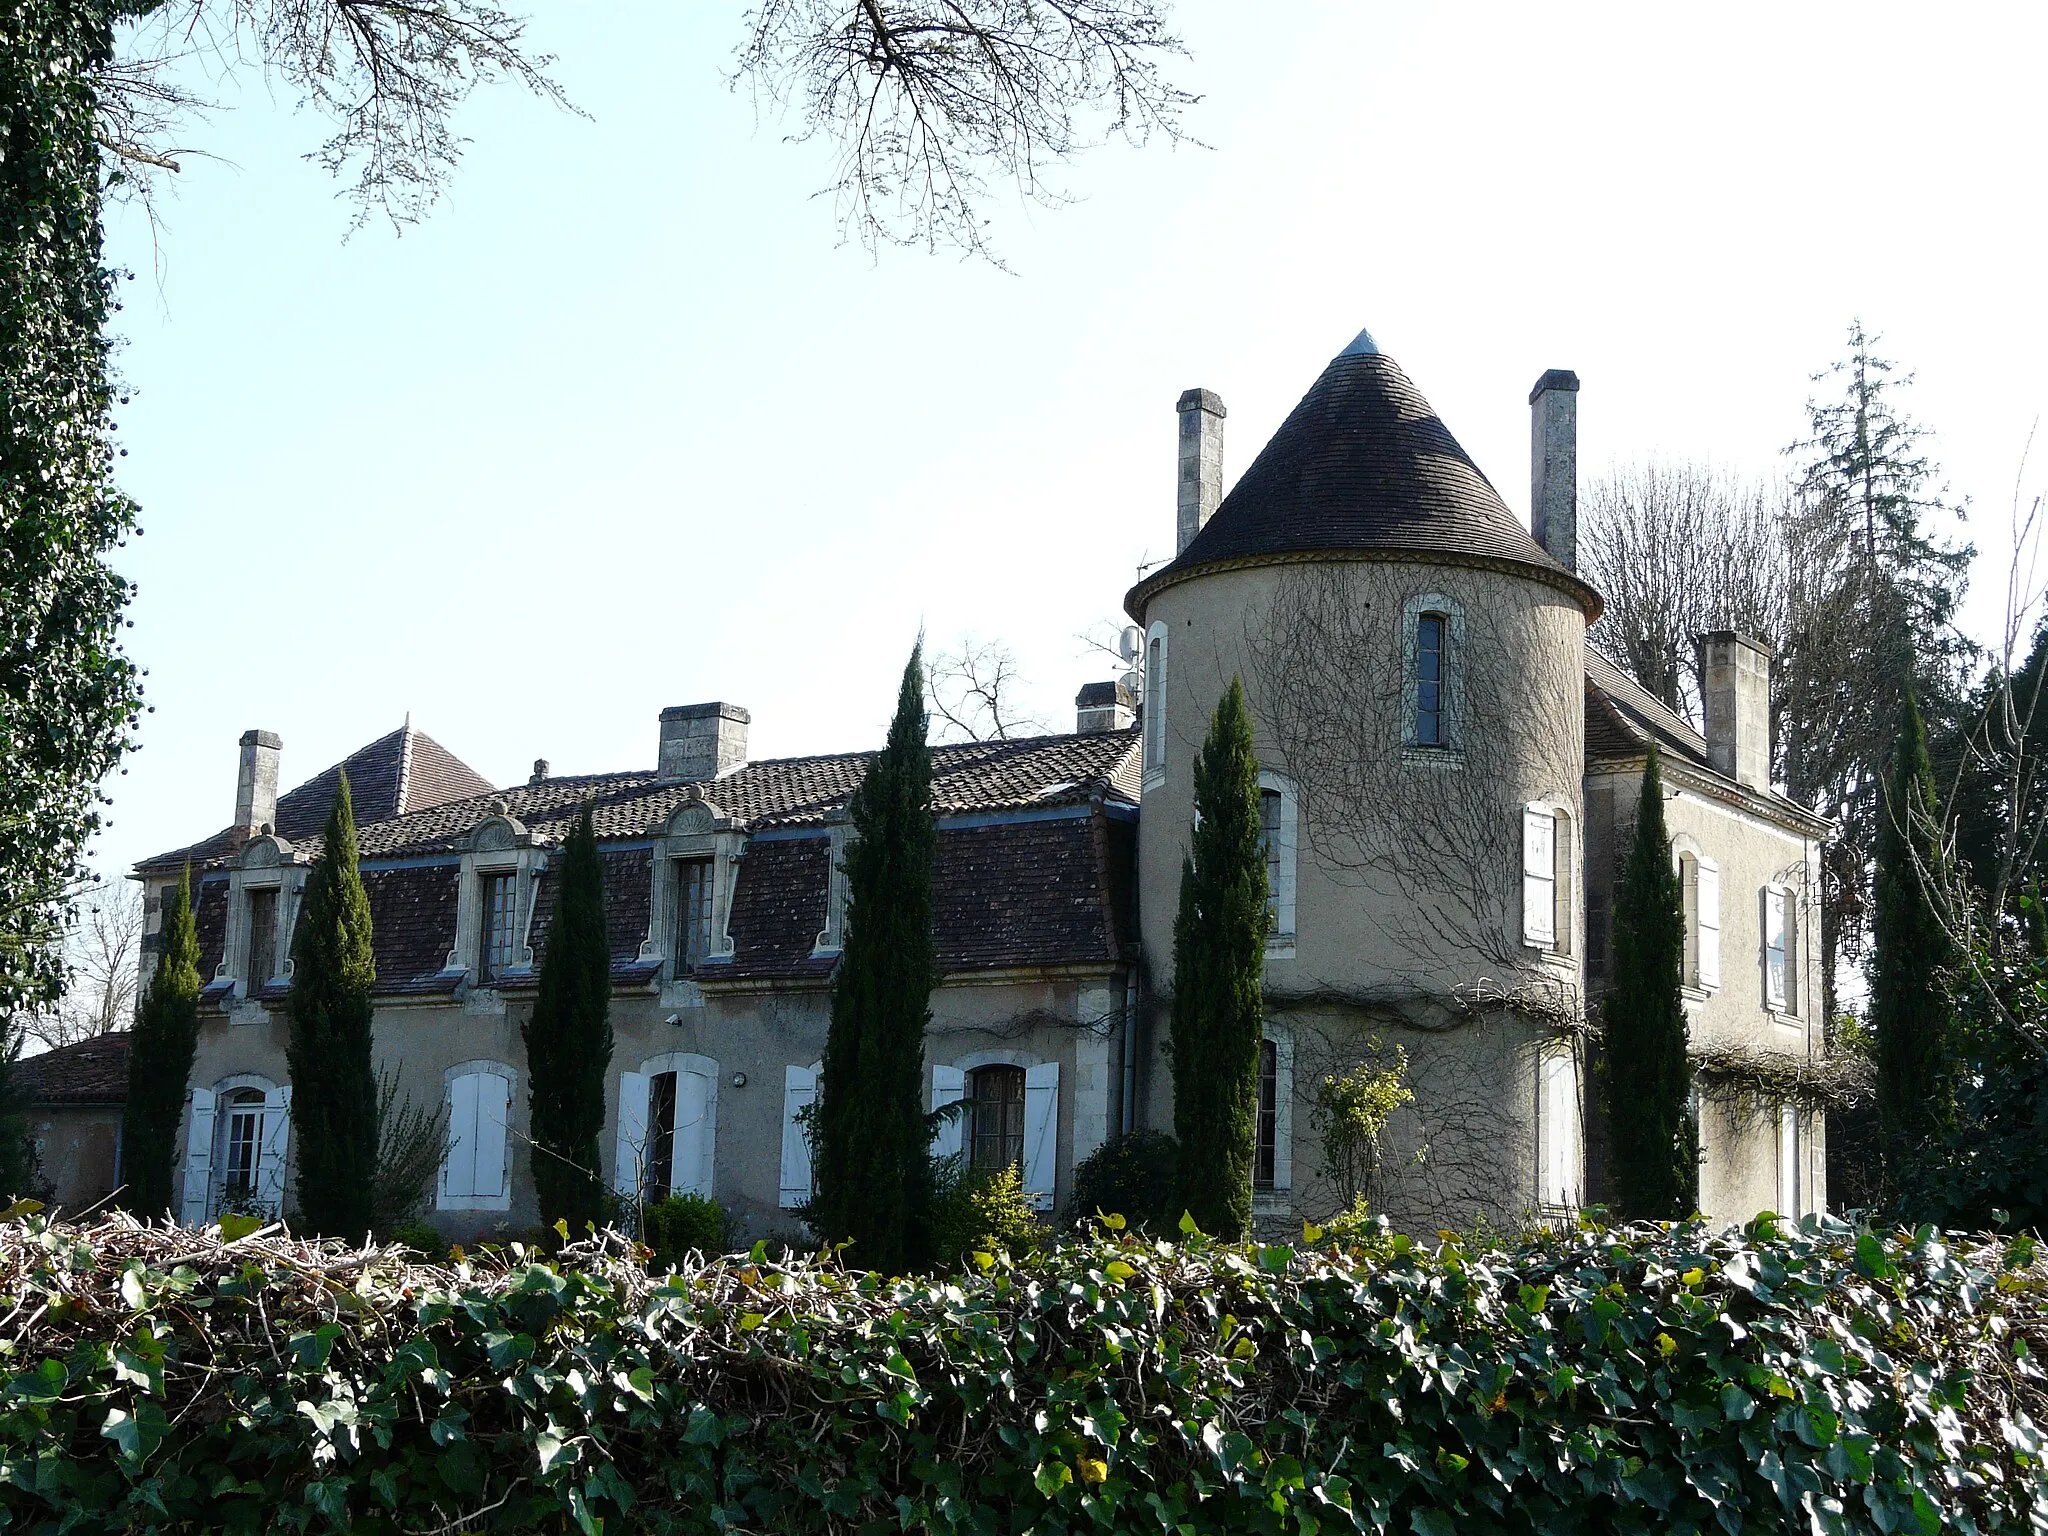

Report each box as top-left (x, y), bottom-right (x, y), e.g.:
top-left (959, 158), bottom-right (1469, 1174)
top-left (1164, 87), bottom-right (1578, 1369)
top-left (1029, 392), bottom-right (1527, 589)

top-left (1699, 632), bottom-right (1772, 790)
top-left (233, 729), bottom-right (282, 841)
top-left (1176, 387), bottom-right (1227, 554)
top-left (1529, 369), bottom-right (1580, 572)
top-left (1075, 680), bottom-right (1136, 734)
top-left (657, 703), bottom-right (749, 783)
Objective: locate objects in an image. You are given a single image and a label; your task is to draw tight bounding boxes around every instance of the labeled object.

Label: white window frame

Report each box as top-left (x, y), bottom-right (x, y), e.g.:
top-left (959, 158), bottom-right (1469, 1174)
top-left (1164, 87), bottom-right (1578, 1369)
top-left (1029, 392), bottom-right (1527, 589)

top-left (1257, 771), bottom-right (1298, 957)
top-left (439, 1060), bottom-right (516, 1211)
top-left (1402, 593), bottom-right (1467, 754)
top-left (1538, 1044), bottom-right (1581, 1213)
top-left (1762, 885), bottom-right (1795, 1014)
top-left (930, 1050), bottom-right (1061, 1213)
top-left (1253, 1021), bottom-right (1294, 1213)
top-left (614, 1052), bottom-right (719, 1206)
top-left (1522, 803), bottom-right (1572, 955)
top-left (1142, 620), bottom-right (1170, 785)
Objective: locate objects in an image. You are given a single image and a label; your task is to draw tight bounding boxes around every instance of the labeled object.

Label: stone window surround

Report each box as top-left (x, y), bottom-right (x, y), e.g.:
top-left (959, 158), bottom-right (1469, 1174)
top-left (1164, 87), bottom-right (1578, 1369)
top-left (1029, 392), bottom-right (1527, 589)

top-left (447, 814), bottom-right (548, 986)
top-left (1257, 770), bottom-right (1299, 959)
top-left (1252, 1020), bottom-right (1295, 1217)
top-left (811, 818), bottom-right (851, 958)
top-left (216, 835), bottom-right (311, 1001)
top-left (1142, 619), bottom-right (1170, 787)
top-left (200, 1071), bottom-right (290, 1221)
top-left (1401, 591), bottom-right (1467, 756)
top-left (438, 1059), bottom-right (517, 1212)
top-left (641, 797), bottom-right (743, 1000)
top-left (1671, 835), bottom-right (1721, 998)
top-left (1760, 882), bottom-right (1799, 1019)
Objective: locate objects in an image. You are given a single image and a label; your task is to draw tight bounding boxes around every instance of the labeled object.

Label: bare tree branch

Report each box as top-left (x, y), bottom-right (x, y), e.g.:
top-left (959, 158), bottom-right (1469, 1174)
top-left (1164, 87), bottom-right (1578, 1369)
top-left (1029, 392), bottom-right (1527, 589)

top-left (927, 634), bottom-right (1050, 742)
top-left (16, 878), bottom-right (143, 1055)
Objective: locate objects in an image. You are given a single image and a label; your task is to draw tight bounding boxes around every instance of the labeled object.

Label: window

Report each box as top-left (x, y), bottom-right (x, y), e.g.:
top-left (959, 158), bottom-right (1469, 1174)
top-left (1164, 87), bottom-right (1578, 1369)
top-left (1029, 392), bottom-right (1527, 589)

top-left (1523, 805), bottom-right (1564, 950)
top-left (614, 1056), bottom-right (717, 1205)
top-left (442, 1068), bottom-right (511, 1208)
top-left (1679, 854), bottom-right (1721, 990)
top-left (479, 871), bottom-right (517, 982)
top-left (1776, 1103), bottom-right (1803, 1216)
top-left (645, 1071), bottom-right (679, 1204)
top-left (1764, 888), bottom-right (1792, 1011)
top-left (1541, 1048), bottom-right (1581, 1209)
top-left (672, 857), bottom-right (715, 970)
top-left (1414, 613), bottom-right (1447, 746)
top-left (1255, 1040), bottom-right (1279, 1190)
top-left (968, 1065), bottom-right (1027, 1174)
top-left (1259, 790), bottom-right (1283, 933)
top-left (246, 887), bottom-right (278, 984)
top-left (1143, 623), bottom-right (1168, 777)
top-left (220, 1088), bottom-right (265, 1203)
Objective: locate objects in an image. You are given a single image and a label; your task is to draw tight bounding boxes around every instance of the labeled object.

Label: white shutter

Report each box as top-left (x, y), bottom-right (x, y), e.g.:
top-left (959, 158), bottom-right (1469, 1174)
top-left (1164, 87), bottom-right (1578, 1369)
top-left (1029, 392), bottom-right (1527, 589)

top-left (445, 1072), bottom-right (480, 1200)
top-left (1697, 863), bottom-right (1722, 988)
top-left (780, 1064), bottom-right (818, 1208)
top-left (473, 1074), bottom-right (510, 1199)
top-left (179, 1089), bottom-right (216, 1225)
top-left (1776, 1104), bottom-right (1800, 1216)
top-left (930, 1066), bottom-right (967, 1160)
top-left (614, 1071), bottom-right (649, 1200)
top-left (1022, 1062), bottom-right (1060, 1213)
top-left (1764, 891), bottom-right (1788, 1007)
top-left (674, 1070), bottom-right (713, 1198)
top-left (1541, 1052), bottom-right (1578, 1209)
top-left (256, 1086), bottom-right (292, 1218)
top-left (1522, 807), bottom-right (1556, 947)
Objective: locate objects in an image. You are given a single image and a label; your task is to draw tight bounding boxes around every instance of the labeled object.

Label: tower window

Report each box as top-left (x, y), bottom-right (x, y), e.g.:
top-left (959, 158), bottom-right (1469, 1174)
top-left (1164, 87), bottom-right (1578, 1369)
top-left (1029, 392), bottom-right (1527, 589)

top-left (1255, 1040), bottom-right (1279, 1190)
top-left (1258, 790), bottom-right (1283, 931)
top-left (1414, 613), bottom-right (1447, 746)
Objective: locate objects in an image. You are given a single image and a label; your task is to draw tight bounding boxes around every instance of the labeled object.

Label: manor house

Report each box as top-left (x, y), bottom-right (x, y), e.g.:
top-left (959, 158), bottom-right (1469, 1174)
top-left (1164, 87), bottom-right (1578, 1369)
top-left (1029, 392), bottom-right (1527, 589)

top-left (129, 326), bottom-right (1828, 1241)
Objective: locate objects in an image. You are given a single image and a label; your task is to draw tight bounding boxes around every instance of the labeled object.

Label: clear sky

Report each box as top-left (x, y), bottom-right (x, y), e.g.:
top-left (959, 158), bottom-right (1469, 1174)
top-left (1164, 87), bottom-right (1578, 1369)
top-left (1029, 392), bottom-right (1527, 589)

top-left (93, 0), bottom-right (2047, 883)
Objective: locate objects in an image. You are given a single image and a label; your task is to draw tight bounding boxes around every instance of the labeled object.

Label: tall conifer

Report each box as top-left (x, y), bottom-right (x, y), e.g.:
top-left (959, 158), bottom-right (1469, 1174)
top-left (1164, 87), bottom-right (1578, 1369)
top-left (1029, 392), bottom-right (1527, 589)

top-left (1170, 679), bottom-right (1267, 1241)
top-left (812, 644), bottom-right (938, 1274)
top-left (523, 803), bottom-right (613, 1233)
top-left (1602, 745), bottom-right (1698, 1220)
top-left (286, 773), bottom-right (379, 1237)
top-left (1872, 684), bottom-right (1960, 1193)
top-left (122, 865), bottom-right (201, 1217)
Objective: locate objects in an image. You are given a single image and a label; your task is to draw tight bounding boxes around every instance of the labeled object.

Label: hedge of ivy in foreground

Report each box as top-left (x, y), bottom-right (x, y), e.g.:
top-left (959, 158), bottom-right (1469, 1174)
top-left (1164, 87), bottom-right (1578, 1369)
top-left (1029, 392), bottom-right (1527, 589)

top-left (3, 1210), bottom-right (2046, 1534)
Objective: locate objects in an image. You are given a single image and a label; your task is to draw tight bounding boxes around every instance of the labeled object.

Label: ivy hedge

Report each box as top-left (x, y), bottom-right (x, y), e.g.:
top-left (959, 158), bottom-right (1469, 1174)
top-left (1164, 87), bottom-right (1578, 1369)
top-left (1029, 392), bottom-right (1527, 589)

top-left (2, 1208), bottom-right (2045, 1534)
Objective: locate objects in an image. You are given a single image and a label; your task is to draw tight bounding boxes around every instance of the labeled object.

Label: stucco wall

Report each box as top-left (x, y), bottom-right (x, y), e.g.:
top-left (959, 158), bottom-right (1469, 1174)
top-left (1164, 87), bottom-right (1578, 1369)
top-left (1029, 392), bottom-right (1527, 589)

top-left (27, 1105), bottom-right (123, 1214)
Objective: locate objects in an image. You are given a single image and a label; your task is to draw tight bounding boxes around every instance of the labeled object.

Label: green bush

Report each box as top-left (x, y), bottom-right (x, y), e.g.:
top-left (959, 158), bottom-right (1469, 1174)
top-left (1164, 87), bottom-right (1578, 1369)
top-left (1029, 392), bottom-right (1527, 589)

top-left (930, 1161), bottom-right (1042, 1266)
top-left (1067, 1128), bottom-right (1180, 1235)
top-left (2, 1210), bottom-right (2045, 1534)
top-left (641, 1193), bottom-right (728, 1271)
top-left (381, 1220), bottom-right (448, 1262)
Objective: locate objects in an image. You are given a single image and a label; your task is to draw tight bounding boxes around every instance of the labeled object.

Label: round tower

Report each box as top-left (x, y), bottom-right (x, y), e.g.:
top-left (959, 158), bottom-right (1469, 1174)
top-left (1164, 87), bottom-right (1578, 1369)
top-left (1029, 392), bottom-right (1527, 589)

top-left (1126, 326), bottom-right (1601, 1227)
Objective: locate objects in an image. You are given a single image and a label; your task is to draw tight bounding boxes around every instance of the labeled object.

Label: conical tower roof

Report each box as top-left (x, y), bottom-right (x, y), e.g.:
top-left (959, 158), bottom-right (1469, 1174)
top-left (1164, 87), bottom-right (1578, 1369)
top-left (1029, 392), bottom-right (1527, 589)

top-left (1128, 333), bottom-right (1601, 619)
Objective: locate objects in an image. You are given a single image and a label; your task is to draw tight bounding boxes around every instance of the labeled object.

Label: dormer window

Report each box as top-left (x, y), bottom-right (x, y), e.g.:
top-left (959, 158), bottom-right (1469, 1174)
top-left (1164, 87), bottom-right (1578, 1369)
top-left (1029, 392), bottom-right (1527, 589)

top-left (246, 887), bottom-right (278, 985)
top-left (479, 871), bottom-right (518, 983)
top-left (672, 857), bottom-right (715, 970)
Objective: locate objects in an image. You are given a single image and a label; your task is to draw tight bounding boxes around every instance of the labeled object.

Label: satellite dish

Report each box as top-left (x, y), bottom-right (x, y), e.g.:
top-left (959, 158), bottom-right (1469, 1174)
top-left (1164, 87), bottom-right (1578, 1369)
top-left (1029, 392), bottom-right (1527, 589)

top-left (1119, 626), bottom-right (1144, 663)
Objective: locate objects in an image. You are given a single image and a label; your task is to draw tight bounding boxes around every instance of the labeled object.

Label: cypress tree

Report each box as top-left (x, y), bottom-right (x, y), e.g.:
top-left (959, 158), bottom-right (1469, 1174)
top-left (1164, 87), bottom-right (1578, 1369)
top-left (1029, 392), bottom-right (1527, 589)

top-left (812, 644), bottom-right (938, 1274)
top-left (121, 865), bottom-right (201, 1217)
top-left (1170, 678), bottom-right (1267, 1241)
top-left (1602, 745), bottom-right (1697, 1220)
top-left (0, 1025), bottom-right (29, 1199)
top-left (522, 802), bottom-right (613, 1234)
top-left (1872, 683), bottom-right (1960, 1195)
top-left (286, 773), bottom-right (379, 1237)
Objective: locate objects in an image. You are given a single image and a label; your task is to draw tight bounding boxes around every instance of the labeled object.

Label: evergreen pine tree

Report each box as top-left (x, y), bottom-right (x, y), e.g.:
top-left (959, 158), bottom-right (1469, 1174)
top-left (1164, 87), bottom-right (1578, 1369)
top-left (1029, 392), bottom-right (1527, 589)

top-left (522, 802), bottom-right (614, 1233)
top-left (1169, 678), bottom-right (1267, 1241)
top-left (812, 644), bottom-right (938, 1274)
top-left (1602, 745), bottom-right (1697, 1220)
top-left (121, 865), bottom-right (201, 1217)
top-left (1872, 683), bottom-right (1961, 1198)
top-left (286, 773), bottom-right (379, 1237)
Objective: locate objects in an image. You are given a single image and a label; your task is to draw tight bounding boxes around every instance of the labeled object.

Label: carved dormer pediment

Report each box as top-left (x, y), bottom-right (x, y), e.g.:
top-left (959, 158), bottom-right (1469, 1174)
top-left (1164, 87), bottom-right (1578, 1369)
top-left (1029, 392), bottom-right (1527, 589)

top-left (663, 796), bottom-right (729, 838)
top-left (464, 813), bottom-right (530, 854)
top-left (235, 833), bottom-right (296, 870)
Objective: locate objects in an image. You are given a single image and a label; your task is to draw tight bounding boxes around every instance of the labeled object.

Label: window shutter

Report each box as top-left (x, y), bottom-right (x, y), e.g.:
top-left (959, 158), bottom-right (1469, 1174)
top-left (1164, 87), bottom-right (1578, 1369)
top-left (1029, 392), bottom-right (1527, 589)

top-left (1022, 1062), bottom-right (1060, 1212)
top-left (780, 1065), bottom-right (818, 1209)
top-left (614, 1071), bottom-right (650, 1200)
top-left (1522, 807), bottom-right (1556, 947)
top-left (1776, 1104), bottom-right (1800, 1216)
top-left (1697, 863), bottom-right (1721, 988)
top-left (445, 1072), bottom-right (480, 1199)
top-left (674, 1069), bottom-right (713, 1198)
top-left (180, 1089), bottom-right (216, 1225)
top-left (1542, 1052), bottom-right (1578, 1209)
top-left (473, 1074), bottom-right (510, 1199)
top-left (929, 1066), bottom-right (967, 1160)
top-left (256, 1086), bottom-right (292, 1218)
top-left (1763, 890), bottom-right (1788, 1007)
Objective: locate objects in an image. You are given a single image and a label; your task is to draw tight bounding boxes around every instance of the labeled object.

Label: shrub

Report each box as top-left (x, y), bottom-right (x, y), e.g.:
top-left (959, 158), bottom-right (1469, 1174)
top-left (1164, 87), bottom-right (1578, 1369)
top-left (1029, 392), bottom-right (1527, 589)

top-left (1067, 1129), bottom-right (1180, 1235)
top-left (382, 1220), bottom-right (448, 1262)
top-left (641, 1193), bottom-right (728, 1271)
top-left (930, 1161), bottom-right (1042, 1265)
top-left (3, 1210), bottom-right (2046, 1534)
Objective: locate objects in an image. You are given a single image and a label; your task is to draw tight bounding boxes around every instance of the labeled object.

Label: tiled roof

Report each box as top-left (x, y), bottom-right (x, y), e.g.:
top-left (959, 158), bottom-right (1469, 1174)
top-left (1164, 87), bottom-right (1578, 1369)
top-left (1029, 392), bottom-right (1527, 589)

top-left (1130, 342), bottom-right (1600, 619)
top-left (137, 724), bottom-right (492, 873)
top-left (16, 1033), bottom-right (130, 1107)
top-left (150, 729), bottom-right (1143, 873)
top-left (1583, 650), bottom-right (1710, 767)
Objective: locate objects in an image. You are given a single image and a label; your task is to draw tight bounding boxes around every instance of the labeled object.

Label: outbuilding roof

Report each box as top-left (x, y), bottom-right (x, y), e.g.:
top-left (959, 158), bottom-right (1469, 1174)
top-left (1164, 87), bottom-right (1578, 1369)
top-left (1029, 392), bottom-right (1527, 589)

top-left (15, 1033), bottom-right (130, 1108)
top-left (1128, 334), bottom-right (1601, 619)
